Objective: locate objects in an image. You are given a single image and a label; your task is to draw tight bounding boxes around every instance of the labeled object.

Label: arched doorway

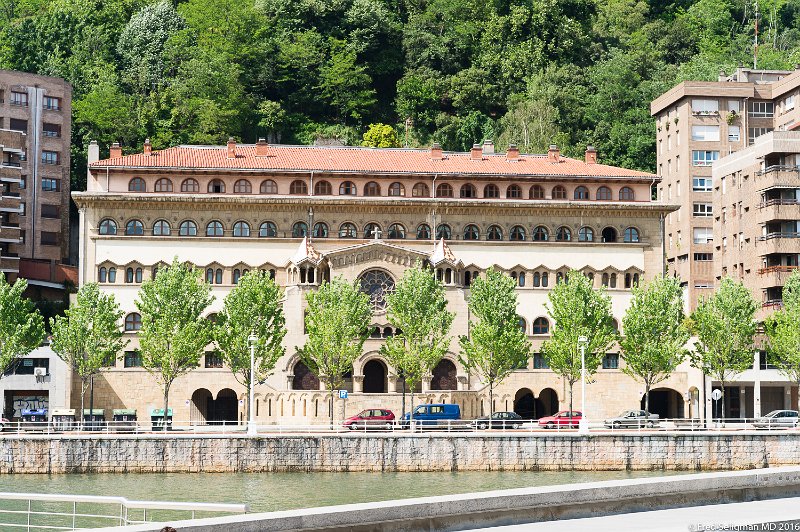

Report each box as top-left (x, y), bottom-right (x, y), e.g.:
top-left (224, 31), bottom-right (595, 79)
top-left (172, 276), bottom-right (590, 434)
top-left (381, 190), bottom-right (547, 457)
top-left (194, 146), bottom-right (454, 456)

top-left (535, 388), bottom-right (559, 418)
top-left (208, 388), bottom-right (239, 424)
top-left (514, 388), bottom-right (535, 418)
top-left (602, 227), bottom-right (618, 243)
top-left (191, 388), bottom-right (212, 424)
top-left (363, 359), bottom-right (387, 393)
top-left (292, 361), bottom-right (320, 390)
top-left (431, 359), bottom-right (457, 390)
top-left (643, 388), bottom-right (684, 419)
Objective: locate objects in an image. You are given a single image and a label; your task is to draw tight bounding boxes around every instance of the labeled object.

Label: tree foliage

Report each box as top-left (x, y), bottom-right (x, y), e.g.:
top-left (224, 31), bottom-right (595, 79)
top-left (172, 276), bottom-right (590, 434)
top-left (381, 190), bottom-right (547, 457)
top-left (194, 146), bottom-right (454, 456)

top-left (459, 268), bottom-right (531, 416)
top-left (362, 123), bottom-right (401, 148)
top-left (765, 270), bottom-right (800, 384)
top-left (0, 276), bottom-right (45, 375)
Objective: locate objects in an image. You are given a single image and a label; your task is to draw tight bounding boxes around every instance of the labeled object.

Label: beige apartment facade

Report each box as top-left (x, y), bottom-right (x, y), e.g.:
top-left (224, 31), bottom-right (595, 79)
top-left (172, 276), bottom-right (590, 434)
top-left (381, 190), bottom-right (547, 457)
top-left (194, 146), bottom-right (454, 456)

top-left (0, 128), bottom-right (25, 278)
top-left (72, 140), bottom-right (696, 425)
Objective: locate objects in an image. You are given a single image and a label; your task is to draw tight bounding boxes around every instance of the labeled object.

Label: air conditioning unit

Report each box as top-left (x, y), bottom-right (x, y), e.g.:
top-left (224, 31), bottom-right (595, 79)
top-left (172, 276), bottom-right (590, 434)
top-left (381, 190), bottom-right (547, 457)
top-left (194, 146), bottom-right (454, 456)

top-left (33, 367), bottom-right (47, 377)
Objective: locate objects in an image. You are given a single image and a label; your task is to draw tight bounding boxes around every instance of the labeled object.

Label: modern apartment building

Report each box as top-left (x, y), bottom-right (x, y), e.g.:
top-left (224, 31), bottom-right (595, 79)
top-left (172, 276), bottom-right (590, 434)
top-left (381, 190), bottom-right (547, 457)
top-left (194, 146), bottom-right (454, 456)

top-left (651, 66), bottom-right (800, 311)
top-left (0, 70), bottom-right (72, 285)
top-left (0, 128), bottom-right (25, 279)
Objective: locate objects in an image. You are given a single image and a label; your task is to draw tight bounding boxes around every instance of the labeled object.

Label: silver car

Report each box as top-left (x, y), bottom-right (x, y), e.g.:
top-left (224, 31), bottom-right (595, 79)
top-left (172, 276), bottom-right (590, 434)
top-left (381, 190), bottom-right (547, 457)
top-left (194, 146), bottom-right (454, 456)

top-left (752, 410), bottom-right (799, 429)
top-left (603, 410), bottom-right (659, 429)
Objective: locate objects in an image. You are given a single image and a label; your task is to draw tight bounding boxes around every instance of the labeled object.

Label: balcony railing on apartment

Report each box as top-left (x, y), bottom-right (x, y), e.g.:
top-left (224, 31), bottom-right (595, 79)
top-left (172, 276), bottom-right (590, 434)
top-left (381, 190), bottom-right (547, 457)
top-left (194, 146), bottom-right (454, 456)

top-left (759, 232), bottom-right (800, 241)
top-left (757, 164), bottom-right (800, 176)
top-left (762, 299), bottom-right (784, 309)
top-left (758, 265), bottom-right (800, 274)
top-left (760, 198), bottom-right (800, 208)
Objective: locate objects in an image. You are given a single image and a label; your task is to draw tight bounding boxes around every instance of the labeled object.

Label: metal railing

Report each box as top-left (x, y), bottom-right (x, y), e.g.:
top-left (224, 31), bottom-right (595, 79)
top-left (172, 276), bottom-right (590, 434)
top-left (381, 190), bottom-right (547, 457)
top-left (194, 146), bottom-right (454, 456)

top-left (0, 492), bottom-right (247, 530)
top-left (759, 232), bottom-right (800, 241)
top-left (758, 265), bottom-right (800, 274)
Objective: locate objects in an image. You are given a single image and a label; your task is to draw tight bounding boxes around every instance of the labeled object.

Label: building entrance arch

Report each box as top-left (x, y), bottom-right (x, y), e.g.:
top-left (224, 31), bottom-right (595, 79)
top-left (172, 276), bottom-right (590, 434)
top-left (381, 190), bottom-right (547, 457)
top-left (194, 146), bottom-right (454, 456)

top-left (363, 359), bottom-right (387, 393)
top-left (431, 359), bottom-right (457, 390)
top-left (190, 388), bottom-right (212, 424)
top-left (292, 360), bottom-right (320, 390)
top-left (514, 388), bottom-right (535, 418)
top-left (208, 388), bottom-right (239, 424)
top-left (643, 388), bottom-right (684, 419)
top-left (535, 388), bottom-right (559, 418)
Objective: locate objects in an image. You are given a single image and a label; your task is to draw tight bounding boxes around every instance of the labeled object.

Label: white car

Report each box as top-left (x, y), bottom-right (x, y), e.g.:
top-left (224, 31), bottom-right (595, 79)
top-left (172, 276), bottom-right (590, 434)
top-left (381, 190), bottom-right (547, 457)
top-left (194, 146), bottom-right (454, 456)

top-left (752, 410), bottom-right (799, 429)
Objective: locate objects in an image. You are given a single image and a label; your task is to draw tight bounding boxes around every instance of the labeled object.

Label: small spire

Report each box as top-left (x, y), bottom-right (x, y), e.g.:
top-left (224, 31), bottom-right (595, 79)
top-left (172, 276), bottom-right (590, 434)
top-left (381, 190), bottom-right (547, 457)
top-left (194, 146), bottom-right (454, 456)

top-left (290, 236), bottom-right (322, 265)
top-left (430, 238), bottom-right (461, 266)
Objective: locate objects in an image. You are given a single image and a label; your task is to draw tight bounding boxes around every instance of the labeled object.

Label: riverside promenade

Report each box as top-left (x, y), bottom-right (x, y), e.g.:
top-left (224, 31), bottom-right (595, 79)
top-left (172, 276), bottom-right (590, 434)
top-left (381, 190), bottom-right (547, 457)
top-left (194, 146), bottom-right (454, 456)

top-left (1, 431), bottom-right (799, 473)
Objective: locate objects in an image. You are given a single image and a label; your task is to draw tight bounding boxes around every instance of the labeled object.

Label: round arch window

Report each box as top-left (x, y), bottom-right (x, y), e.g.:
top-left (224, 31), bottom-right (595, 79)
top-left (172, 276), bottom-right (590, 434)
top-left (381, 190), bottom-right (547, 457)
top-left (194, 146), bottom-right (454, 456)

top-left (358, 270), bottom-right (395, 311)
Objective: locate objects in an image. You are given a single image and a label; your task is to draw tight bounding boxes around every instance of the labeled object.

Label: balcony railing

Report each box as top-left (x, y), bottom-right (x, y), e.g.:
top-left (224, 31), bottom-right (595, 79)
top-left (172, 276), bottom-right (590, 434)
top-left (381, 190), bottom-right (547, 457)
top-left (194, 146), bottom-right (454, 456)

top-left (762, 299), bottom-right (784, 309)
top-left (757, 165), bottom-right (800, 176)
top-left (759, 232), bottom-right (800, 241)
top-left (760, 198), bottom-right (800, 207)
top-left (758, 265), bottom-right (800, 274)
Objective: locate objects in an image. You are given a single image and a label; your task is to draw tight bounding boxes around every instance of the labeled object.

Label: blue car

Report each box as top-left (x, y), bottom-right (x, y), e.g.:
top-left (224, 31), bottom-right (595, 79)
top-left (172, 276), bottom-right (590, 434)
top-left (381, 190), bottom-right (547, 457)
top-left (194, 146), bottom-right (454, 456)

top-left (401, 403), bottom-right (461, 428)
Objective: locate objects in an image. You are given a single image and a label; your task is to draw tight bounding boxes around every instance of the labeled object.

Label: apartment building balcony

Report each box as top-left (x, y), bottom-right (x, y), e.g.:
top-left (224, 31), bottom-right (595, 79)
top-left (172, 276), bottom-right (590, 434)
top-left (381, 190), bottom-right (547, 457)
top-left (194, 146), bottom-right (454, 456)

top-left (757, 166), bottom-right (800, 190)
top-left (757, 232), bottom-right (800, 255)
top-left (0, 254), bottom-right (20, 273)
top-left (758, 200), bottom-right (800, 224)
top-left (0, 195), bottom-right (22, 213)
top-left (0, 128), bottom-right (25, 149)
top-left (757, 266), bottom-right (800, 288)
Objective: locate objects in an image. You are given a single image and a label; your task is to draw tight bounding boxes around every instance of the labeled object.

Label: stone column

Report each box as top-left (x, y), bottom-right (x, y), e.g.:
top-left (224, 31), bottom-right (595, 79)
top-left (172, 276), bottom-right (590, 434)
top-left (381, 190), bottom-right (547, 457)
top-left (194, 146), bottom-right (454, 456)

top-left (786, 385), bottom-right (793, 409)
top-left (421, 376), bottom-right (432, 393)
top-left (387, 375), bottom-right (398, 393)
top-left (352, 375), bottom-right (364, 393)
top-left (457, 375), bottom-right (468, 391)
top-left (754, 350), bottom-right (762, 418)
top-left (285, 375), bottom-right (294, 390)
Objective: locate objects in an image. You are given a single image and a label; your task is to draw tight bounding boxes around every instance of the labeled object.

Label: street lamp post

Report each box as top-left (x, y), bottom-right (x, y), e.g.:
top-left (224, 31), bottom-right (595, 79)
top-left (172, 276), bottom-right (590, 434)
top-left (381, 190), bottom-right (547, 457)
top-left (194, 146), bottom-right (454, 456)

top-left (247, 334), bottom-right (258, 436)
top-left (578, 336), bottom-right (589, 435)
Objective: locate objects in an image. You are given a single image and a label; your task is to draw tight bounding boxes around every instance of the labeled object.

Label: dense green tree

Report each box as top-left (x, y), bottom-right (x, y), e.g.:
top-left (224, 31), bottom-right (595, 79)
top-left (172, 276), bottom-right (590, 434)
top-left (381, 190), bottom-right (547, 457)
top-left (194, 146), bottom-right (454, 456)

top-left (318, 39), bottom-right (376, 124)
top-left (0, 276), bottom-right (45, 376)
top-left (362, 123), bottom-right (401, 148)
top-left (765, 270), bottom-right (800, 386)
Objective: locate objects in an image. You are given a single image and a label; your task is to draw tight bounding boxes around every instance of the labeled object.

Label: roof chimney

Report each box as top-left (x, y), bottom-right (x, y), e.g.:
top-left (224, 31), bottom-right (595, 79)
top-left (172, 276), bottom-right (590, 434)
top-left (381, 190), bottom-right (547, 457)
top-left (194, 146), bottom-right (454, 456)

top-left (87, 140), bottom-right (99, 185)
top-left (109, 142), bottom-right (122, 159)
top-left (143, 138), bottom-right (152, 156)
top-left (547, 144), bottom-right (560, 163)
top-left (506, 144), bottom-right (519, 161)
top-left (430, 143), bottom-right (443, 160)
top-left (470, 144), bottom-right (483, 160)
top-left (585, 145), bottom-right (597, 164)
top-left (227, 137), bottom-right (236, 159)
top-left (255, 138), bottom-right (269, 157)
top-left (482, 139), bottom-right (495, 154)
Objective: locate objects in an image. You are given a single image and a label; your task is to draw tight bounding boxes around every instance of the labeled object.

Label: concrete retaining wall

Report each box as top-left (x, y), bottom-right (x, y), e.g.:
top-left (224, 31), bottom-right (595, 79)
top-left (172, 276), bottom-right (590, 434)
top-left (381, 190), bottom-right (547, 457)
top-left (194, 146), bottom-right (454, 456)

top-left (0, 433), bottom-right (798, 474)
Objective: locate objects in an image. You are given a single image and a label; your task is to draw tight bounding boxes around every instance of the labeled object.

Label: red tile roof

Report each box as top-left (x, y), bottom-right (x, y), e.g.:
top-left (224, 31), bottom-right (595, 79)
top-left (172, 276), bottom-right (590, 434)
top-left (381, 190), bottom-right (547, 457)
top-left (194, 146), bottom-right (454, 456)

top-left (91, 144), bottom-right (656, 180)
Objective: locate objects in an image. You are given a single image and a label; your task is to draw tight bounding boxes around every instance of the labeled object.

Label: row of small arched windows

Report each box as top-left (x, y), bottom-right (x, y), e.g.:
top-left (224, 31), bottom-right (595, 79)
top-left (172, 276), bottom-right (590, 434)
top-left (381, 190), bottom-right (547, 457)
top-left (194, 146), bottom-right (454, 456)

top-left (128, 177), bottom-right (637, 202)
top-left (99, 218), bottom-right (641, 243)
top-left (99, 265), bottom-right (276, 285)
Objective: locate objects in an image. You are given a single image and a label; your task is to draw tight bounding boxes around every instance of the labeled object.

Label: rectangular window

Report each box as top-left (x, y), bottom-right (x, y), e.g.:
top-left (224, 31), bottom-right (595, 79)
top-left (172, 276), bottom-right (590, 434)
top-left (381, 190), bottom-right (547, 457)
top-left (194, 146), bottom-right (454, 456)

top-left (748, 101), bottom-right (774, 118)
top-left (9, 118), bottom-right (27, 132)
top-left (693, 203), bottom-right (713, 217)
top-left (748, 127), bottom-right (773, 145)
top-left (728, 125), bottom-right (740, 142)
top-left (43, 96), bottom-right (61, 110)
top-left (41, 151), bottom-right (59, 165)
top-left (691, 125), bottom-right (720, 141)
top-left (692, 177), bottom-right (712, 192)
top-left (40, 204), bottom-right (60, 218)
top-left (42, 123), bottom-right (61, 138)
top-left (533, 353), bottom-right (549, 369)
top-left (786, 95), bottom-right (796, 111)
top-left (41, 178), bottom-right (60, 192)
top-left (692, 150), bottom-right (719, 166)
top-left (124, 351), bottom-right (142, 368)
top-left (602, 354), bottom-right (619, 369)
top-left (19, 176), bottom-right (26, 190)
top-left (694, 283), bottom-right (713, 289)
top-left (205, 353), bottom-right (224, 368)
top-left (694, 253), bottom-right (713, 261)
top-left (40, 231), bottom-right (58, 245)
top-left (10, 91), bottom-right (28, 106)
top-left (693, 227), bottom-right (713, 244)
top-left (728, 100), bottom-right (740, 113)
top-left (691, 99), bottom-right (719, 113)
top-left (3, 357), bottom-right (49, 376)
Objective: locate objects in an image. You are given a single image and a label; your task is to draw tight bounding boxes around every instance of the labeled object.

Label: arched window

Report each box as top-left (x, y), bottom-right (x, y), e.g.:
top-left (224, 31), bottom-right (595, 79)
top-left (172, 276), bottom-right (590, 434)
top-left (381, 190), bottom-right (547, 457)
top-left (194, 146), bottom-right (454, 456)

top-left (99, 219), bottom-right (117, 235)
top-left (579, 226), bottom-right (594, 242)
top-left (460, 183), bottom-right (477, 198)
top-left (339, 181), bottom-right (356, 195)
top-left (435, 183), bottom-right (453, 198)
top-left (574, 186), bottom-right (590, 200)
top-left (181, 178), bottom-right (199, 192)
top-left (233, 269), bottom-right (242, 284)
top-left (233, 221), bottom-right (250, 237)
top-left (602, 273), bottom-right (609, 286)
top-left (552, 185), bottom-right (567, 199)
top-left (125, 220), bottom-right (144, 236)
top-left (633, 273), bottom-right (639, 286)
top-left (530, 185), bottom-right (545, 199)
top-left (436, 224), bottom-right (451, 239)
top-left (206, 221), bottom-right (224, 237)
top-left (290, 180), bottom-right (308, 195)
top-left (487, 225), bottom-right (503, 241)
top-left (107, 267), bottom-right (117, 283)
top-left (339, 222), bottom-right (357, 238)
top-left (625, 273), bottom-right (632, 289)
top-left (533, 272), bottom-right (540, 287)
top-left (124, 313), bottom-right (141, 331)
top-left (314, 180), bottom-right (332, 195)
top-left (624, 227), bottom-right (640, 243)
top-left (128, 177), bottom-right (146, 192)
top-left (179, 220), bottom-right (197, 236)
top-left (312, 222), bottom-right (328, 238)
top-left (387, 223), bottom-right (405, 239)
top-left (364, 181), bottom-right (381, 196)
top-left (596, 186), bottom-right (612, 200)
top-left (292, 221), bottom-right (308, 238)
top-left (260, 179), bottom-right (278, 194)
top-left (507, 184), bottom-right (522, 199)
top-left (154, 178), bottom-right (173, 192)
top-left (510, 225), bottom-right (526, 241)
top-left (610, 273), bottom-right (617, 288)
top-left (463, 224), bottom-right (479, 240)
top-left (518, 272), bottom-right (526, 287)
top-left (518, 317), bottom-right (527, 333)
top-left (556, 272), bottom-right (564, 284)
top-left (413, 183), bottom-right (430, 197)
top-left (533, 317), bottom-right (550, 334)
top-left (541, 272), bottom-right (549, 287)
top-left (364, 223), bottom-right (382, 239)
top-left (556, 226), bottom-right (571, 241)
top-left (388, 182), bottom-right (405, 196)
top-left (153, 220), bottom-right (170, 236)
top-left (125, 267), bottom-right (142, 283)
top-left (484, 184), bottom-right (500, 198)
top-left (619, 187), bottom-right (635, 200)
top-left (234, 179), bottom-right (252, 193)
top-left (206, 268), bottom-right (223, 284)
top-left (135, 268), bottom-right (142, 283)
top-left (533, 226), bottom-right (549, 241)
top-left (602, 227), bottom-right (618, 243)
top-left (417, 224), bottom-right (431, 240)
top-left (259, 221), bottom-right (277, 237)
top-left (98, 267), bottom-right (107, 283)
top-left (208, 179), bottom-right (225, 193)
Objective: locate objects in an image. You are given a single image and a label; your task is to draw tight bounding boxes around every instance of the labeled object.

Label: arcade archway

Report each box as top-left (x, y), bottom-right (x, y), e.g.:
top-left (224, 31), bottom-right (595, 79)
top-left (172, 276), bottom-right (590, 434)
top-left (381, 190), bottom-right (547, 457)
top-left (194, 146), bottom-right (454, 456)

top-left (514, 388), bottom-right (535, 418)
top-left (363, 359), bottom-right (387, 393)
top-left (431, 359), bottom-right (457, 390)
top-left (643, 388), bottom-right (684, 418)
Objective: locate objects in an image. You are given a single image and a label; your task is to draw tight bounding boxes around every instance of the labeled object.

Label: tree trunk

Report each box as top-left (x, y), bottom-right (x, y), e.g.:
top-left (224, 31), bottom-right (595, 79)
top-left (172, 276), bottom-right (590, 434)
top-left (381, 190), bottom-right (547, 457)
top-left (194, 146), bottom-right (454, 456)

top-left (246, 371), bottom-right (251, 428)
top-left (163, 383), bottom-right (171, 431)
top-left (401, 376), bottom-right (406, 419)
top-left (409, 385), bottom-right (415, 432)
top-left (489, 381), bottom-right (494, 417)
top-left (79, 377), bottom-right (88, 430)
top-left (329, 387), bottom-right (334, 430)
top-left (568, 381), bottom-right (574, 420)
top-left (644, 382), bottom-right (650, 415)
top-left (719, 379), bottom-right (725, 425)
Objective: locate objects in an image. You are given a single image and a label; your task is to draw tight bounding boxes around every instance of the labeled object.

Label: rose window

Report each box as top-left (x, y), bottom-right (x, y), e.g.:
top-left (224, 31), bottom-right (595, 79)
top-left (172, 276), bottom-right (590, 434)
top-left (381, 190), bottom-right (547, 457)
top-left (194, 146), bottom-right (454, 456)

top-left (358, 270), bottom-right (395, 311)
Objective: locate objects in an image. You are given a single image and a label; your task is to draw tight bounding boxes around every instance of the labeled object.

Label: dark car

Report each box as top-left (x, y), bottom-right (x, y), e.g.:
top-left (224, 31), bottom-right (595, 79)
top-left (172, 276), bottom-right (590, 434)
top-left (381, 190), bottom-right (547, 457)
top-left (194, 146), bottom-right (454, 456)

top-left (475, 411), bottom-right (525, 430)
top-left (342, 409), bottom-right (395, 430)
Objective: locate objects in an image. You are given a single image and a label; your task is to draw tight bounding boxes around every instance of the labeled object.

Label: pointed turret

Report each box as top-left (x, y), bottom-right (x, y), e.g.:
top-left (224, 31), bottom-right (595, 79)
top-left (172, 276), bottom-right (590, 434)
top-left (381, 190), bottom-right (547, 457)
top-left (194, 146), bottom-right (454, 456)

top-left (429, 238), bottom-right (461, 267)
top-left (290, 236), bottom-right (323, 266)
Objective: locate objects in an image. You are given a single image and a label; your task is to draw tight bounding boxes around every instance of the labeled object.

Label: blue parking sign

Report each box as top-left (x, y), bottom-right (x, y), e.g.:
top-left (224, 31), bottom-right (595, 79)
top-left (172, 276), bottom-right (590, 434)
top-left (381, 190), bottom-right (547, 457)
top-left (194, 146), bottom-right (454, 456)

top-left (339, 390), bottom-right (348, 399)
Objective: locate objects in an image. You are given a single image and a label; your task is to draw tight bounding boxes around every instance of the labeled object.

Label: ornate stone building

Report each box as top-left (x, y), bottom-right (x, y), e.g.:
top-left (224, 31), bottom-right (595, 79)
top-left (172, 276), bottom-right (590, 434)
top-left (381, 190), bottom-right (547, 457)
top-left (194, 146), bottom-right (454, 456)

top-left (72, 139), bottom-right (692, 425)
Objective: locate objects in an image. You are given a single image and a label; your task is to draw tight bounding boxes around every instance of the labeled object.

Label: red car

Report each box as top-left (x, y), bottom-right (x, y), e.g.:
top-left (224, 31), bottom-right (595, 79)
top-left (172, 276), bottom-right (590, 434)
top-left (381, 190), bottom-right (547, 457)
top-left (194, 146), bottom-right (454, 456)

top-left (538, 411), bottom-right (582, 429)
top-left (342, 409), bottom-right (395, 430)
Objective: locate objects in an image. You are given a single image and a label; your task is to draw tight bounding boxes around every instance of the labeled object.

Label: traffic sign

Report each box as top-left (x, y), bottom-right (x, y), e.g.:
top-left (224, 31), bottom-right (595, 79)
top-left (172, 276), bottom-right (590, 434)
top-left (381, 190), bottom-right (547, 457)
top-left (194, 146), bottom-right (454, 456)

top-left (339, 390), bottom-right (348, 399)
top-left (711, 389), bottom-right (722, 401)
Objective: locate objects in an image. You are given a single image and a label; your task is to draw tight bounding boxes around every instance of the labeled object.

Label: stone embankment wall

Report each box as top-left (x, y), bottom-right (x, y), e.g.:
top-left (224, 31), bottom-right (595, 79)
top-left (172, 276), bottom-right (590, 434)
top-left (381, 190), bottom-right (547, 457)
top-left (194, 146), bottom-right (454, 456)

top-left (0, 433), bottom-right (795, 474)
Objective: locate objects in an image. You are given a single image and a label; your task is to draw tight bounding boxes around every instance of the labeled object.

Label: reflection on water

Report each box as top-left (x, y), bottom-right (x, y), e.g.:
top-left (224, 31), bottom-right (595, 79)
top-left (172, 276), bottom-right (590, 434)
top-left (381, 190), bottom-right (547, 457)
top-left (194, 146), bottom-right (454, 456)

top-left (1, 470), bottom-right (685, 512)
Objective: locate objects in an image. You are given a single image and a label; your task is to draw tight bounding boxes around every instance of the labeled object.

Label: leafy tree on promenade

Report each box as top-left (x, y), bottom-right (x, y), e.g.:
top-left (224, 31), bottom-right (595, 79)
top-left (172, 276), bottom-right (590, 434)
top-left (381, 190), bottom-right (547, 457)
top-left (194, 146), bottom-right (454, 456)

top-left (689, 277), bottom-right (758, 416)
top-left (298, 277), bottom-right (372, 427)
top-left (50, 283), bottom-right (127, 421)
top-left (0, 275), bottom-right (45, 373)
top-left (541, 270), bottom-right (617, 416)
top-left (765, 270), bottom-right (800, 386)
top-left (213, 270), bottom-right (286, 425)
top-left (136, 258), bottom-right (214, 424)
top-left (459, 268), bottom-right (531, 417)
top-left (619, 275), bottom-right (689, 413)
top-left (381, 263), bottom-right (454, 419)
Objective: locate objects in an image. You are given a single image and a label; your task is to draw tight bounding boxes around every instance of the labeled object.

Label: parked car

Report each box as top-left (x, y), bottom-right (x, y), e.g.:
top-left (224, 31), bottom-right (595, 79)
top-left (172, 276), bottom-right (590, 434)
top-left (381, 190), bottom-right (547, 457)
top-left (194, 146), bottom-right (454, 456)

top-left (537, 411), bottom-right (582, 429)
top-left (604, 410), bottom-right (660, 429)
top-left (342, 409), bottom-right (395, 430)
top-left (475, 412), bottom-right (525, 430)
top-left (752, 410), bottom-right (799, 429)
top-left (400, 404), bottom-right (461, 428)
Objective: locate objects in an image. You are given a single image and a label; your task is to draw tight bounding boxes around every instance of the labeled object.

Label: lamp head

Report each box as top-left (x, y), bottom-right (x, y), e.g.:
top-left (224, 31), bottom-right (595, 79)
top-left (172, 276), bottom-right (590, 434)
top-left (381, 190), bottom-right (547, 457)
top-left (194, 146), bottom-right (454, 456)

top-left (248, 334), bottom-right (258, 345)
top-left (578, 336), bottom-right (588, 344)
